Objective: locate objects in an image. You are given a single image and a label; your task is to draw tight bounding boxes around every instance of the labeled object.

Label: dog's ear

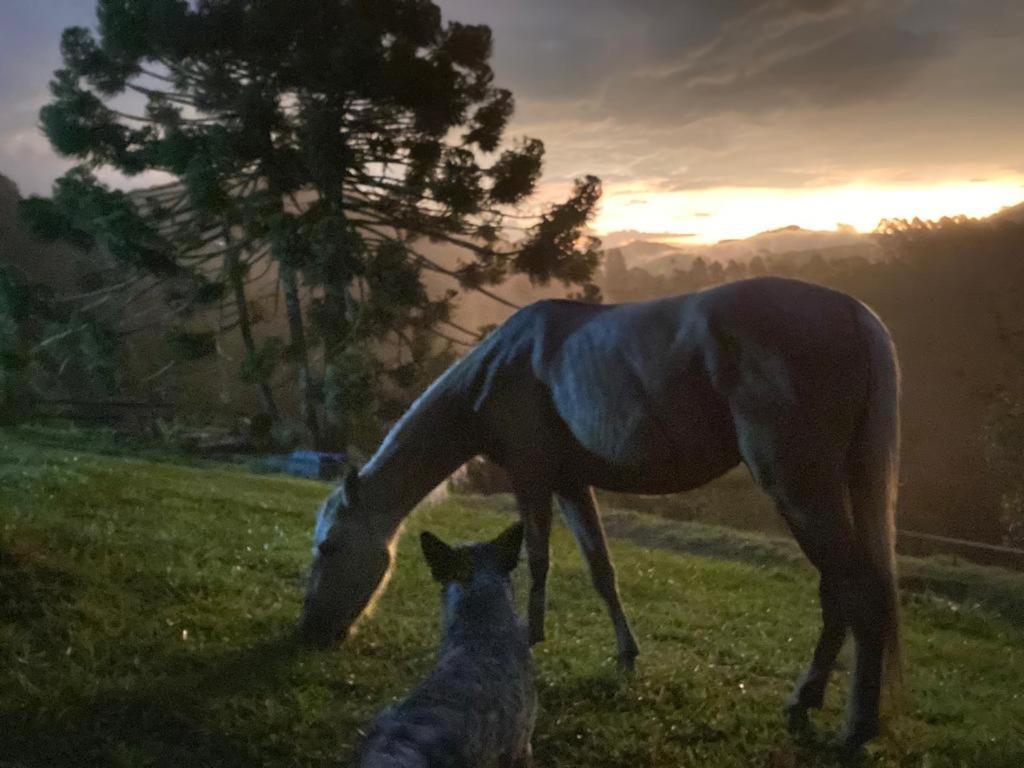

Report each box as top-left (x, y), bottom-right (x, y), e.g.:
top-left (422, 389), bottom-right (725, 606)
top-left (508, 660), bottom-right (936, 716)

top-left (420, 531), bottom-right (457, 582)
top-left (343, 467), bottom-right (360, 507)
top-left (492, 522), bottom-right (524, 572)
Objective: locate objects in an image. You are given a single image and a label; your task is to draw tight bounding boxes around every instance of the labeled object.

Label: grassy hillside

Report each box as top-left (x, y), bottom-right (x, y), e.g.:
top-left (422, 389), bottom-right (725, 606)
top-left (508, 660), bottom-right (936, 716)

top-left (2, 430), bottom-right (1023, 767)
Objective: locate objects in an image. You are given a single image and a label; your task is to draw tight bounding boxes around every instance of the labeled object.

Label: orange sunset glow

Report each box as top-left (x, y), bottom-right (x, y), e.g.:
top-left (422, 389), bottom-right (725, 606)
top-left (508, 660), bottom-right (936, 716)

top-left (593, 178), bottom-right (1024, 243)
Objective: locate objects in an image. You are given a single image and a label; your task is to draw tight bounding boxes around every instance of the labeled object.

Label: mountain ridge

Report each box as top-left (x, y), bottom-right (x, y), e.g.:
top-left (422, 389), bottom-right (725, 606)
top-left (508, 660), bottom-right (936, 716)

top-left (604, 199), bottom-right (1024, 274)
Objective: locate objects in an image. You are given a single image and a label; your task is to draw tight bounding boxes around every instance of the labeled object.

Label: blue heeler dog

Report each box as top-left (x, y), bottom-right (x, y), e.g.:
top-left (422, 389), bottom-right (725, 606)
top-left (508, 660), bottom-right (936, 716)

top-left (356, 522), bottom-right (536, 768)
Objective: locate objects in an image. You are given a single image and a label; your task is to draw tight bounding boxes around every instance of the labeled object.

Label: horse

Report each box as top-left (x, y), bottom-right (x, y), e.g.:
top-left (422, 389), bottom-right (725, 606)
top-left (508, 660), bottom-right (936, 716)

top-left (299, 276), bottom-right (901, 752)
top-left (356, 523), bottom-right (535, 767)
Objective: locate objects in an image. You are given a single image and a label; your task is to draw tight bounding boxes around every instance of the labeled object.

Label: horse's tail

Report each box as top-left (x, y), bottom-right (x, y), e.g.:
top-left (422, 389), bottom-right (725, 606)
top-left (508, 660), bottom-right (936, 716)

top-left (849, 302), bottom-right (903, 696)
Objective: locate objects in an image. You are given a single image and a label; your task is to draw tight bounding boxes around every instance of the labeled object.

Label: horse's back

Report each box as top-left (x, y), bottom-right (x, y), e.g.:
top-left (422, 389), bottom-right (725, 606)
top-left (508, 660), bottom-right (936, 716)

top-left (537, 277), bottom-right (873, 410)
top-left (699, 278), bottom-right (872, 430)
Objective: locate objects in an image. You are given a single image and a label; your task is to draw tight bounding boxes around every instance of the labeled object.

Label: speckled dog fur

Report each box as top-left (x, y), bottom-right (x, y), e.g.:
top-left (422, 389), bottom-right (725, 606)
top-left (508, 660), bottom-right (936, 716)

top-left (357, 523), bottom-right (535, 768)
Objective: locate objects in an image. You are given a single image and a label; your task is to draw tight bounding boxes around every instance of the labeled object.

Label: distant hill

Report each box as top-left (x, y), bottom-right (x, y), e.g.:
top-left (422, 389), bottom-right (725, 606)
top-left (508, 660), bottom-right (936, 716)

top-left (612, 224), bottom-right (880, 275)
top-left (992, 201), bottom-right (1024, 224)
top-left (615, 240), bottom-right (697, 273)
top-left (605, 200), bottom-right (1024, 275)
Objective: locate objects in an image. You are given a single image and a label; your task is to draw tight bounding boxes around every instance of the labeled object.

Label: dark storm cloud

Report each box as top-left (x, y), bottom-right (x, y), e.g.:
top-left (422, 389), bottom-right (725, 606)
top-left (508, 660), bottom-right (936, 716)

top-left (438, 0), bottom-right (1024, 190)
top-left (610, 15), bottom-right (942, 124)
top-left (444, 0), bottom-right (941, 115)
top-left (1, 1), bottom-right (1022, 196)
top-left (455, 0), bottom-right (967, 124)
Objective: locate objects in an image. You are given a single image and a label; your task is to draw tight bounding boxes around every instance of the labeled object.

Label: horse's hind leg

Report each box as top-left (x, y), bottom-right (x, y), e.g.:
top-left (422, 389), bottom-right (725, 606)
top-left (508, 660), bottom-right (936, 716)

top-left (507, 742), bottom-right (533, 768)
top-left (772, 485), bottom-right (886, 751)
top-left (741, 441), bottom-right (858, 737)
top-left (839, 561), bottom-right (891, 752)
top-left (556, 486), bottom-right (639, 669)
top-left (784, 575), bottom-right (847, 732)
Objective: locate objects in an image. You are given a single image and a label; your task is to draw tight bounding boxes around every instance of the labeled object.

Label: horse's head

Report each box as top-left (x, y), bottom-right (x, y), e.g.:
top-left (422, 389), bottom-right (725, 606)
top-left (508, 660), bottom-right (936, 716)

top-left (298, 469), bottom-right (395, 649)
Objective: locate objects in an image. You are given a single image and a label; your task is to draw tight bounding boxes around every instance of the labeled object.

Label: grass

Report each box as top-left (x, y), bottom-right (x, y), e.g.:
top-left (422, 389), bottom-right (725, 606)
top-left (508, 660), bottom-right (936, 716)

top-left (2, 430), bottom-right (1023, 767)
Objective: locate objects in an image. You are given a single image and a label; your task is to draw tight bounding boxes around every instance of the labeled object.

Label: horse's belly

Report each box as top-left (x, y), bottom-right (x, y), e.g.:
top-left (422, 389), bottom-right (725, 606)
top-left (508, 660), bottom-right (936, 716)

top-left (550, 378), bottom-right (740, 492)
top-left (574, 451), bottom-right (741, 494)
top-left (559, 403), bottom-right (678, 465)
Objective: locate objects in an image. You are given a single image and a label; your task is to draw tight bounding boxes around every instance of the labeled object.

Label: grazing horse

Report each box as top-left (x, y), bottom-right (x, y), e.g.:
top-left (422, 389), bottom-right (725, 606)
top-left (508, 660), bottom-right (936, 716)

top-left (299, 277), bottom-right (901, 752)
top-left (356, 523), bottom-right (535, 768)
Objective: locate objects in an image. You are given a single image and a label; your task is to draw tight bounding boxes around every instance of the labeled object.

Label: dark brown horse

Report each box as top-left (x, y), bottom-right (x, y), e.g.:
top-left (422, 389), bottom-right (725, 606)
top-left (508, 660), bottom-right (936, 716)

top-left (299, 277), bottom-right (902, 752)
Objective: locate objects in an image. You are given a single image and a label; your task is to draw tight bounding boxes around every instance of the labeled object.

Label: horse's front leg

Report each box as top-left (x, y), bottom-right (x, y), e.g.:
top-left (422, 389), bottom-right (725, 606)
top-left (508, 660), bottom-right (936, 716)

top-left (556, 485), bottom-right (640, 669)
top-left (514, 489), bottom-right (553, 646)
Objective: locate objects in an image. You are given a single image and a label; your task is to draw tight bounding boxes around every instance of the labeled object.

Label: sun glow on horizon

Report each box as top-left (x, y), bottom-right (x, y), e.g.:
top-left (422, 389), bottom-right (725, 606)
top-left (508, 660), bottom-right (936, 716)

top-left (593, 178), bottom-right (1024, 244)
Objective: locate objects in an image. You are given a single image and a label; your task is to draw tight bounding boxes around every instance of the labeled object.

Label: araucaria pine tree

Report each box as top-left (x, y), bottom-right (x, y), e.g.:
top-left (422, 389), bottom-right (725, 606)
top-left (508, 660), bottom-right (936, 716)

top-left (32, 0), bottom-right (603, 448)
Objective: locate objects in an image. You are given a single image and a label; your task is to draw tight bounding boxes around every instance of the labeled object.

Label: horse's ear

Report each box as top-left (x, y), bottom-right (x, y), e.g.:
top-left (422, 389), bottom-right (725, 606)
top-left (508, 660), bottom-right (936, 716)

top-left (343, 467), bottom-right (360, 507)
top-left (420, 531), bottom-right (456, 582)
top-left (493, 522), bottom-right (524, 572)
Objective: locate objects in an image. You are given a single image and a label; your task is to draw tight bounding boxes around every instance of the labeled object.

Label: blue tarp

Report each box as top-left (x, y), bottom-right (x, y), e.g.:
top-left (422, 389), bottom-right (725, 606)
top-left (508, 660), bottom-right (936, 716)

top-left (263, 450), bottom-right (347, 480)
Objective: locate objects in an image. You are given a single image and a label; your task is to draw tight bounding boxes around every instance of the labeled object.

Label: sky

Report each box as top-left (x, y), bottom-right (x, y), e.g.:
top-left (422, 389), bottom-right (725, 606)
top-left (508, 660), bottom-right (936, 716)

top-left (2, 0), bottom-right (1023, 243)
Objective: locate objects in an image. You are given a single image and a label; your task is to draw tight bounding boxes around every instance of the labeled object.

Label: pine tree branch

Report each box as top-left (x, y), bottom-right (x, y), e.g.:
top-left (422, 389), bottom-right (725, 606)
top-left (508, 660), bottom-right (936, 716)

top-left (438, 318), bottom-right (483, 341)
top-left (427, 326), bottom-right (474, 348)
top-left (139, 359), bottom-right (177, 383)
top-left (30, 323), bottom-right (90, 352)
top-left (53, 277), bottom-right (140, 303)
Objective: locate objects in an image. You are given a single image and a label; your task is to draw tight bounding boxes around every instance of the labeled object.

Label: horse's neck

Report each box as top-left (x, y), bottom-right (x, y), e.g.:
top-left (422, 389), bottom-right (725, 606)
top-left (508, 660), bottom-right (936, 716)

top-left (359, 380), bottom-right (476, 536)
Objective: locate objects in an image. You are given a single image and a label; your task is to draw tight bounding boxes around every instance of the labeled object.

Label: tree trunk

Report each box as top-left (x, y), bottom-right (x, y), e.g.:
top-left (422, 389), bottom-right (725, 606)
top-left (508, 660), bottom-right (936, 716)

top-left (281, 264), bottom-right (322, 448)
top-left (224, 242), bottom-right (280, 421)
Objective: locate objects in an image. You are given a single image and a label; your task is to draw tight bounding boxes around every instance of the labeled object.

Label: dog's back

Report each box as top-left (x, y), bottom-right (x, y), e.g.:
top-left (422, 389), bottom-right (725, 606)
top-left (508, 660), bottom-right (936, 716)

top-left (357, 524), bottom-right (535, 768)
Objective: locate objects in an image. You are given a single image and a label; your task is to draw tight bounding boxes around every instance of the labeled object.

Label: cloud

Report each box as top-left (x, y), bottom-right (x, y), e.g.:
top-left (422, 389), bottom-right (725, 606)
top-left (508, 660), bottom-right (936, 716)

top-left (93, 167), bottom-right (177, 191)
top-left (602, 1), bottom-right (946, 126)
top-left (2, 128), bottom-right (52, 158)
top-left (2, 1), bottom-right (1022, 204)
top-left (444, 0), bottom-right (943, 115)
top-left (437, 0), bottom-right (1024, 195)
top-left (598, 229), bottom-right (697, 248)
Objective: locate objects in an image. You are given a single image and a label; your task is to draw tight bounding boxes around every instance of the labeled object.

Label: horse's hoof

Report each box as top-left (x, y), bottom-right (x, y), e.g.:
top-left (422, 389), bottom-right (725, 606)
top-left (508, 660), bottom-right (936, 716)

top-left (783, 704), bottom-right (813, 738)
top-left (617, 647), bottom-right (639, 673)
top-left (528, 627), bottom-right (545, 646)
top-left (837, 722), bottom-right (877, 763)
top-left (836, 739), bottom-right (868, 765)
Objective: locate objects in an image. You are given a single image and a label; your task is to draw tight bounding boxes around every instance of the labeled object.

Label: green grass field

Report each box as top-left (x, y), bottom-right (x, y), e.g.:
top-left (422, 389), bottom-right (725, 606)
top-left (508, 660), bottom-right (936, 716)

top-left (2, 429), bottom-right (1023, 767)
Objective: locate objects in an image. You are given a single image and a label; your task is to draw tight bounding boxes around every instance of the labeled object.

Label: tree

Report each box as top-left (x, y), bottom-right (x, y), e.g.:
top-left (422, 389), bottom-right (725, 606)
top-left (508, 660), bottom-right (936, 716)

top-left (33, 0), bottom-right (603, 449)
top-left (19, 168), bottom-right (238, 401)
top-left (603, 248), bottom-right (627, 287)
top-left (0, 262), bottom-right (117, 423)
top-left (748, 255), bottom-right (767, 277)
top-left (873, 215), bottom-right (1024, 544)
